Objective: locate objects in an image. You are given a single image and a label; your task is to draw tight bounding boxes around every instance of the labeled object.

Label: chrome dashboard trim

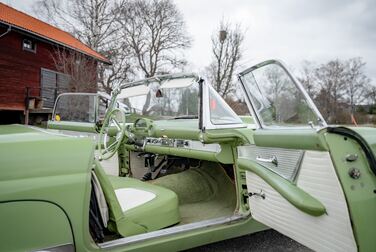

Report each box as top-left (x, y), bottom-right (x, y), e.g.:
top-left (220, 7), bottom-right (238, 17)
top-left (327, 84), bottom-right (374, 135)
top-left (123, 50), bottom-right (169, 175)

top-left (145, 138), bottom-right (221, 153)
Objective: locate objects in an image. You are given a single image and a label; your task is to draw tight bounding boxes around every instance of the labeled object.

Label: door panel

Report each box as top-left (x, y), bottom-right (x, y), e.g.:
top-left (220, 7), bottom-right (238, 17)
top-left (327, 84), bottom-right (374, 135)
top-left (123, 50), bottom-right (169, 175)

top-left (238, 145), bottom-right (303, 181)
top-left (244, 150), bottom-right (357, 252)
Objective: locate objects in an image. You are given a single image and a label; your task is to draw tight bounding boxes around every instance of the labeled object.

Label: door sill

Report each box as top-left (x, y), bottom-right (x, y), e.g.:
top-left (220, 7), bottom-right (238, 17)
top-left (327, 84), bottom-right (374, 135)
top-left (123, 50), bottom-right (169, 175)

top-left (98, 213), bottom-right (248, 249)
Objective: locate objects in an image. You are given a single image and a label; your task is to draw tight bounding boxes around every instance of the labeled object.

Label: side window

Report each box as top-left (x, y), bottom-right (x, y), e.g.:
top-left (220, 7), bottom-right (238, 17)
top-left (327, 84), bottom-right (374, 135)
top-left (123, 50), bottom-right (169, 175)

top-left (229, 82), bottom-right (251, 116)
top-left (240, 62), bottom-right (321, 127)
top-left (54, 94), bottom-right (96, 123)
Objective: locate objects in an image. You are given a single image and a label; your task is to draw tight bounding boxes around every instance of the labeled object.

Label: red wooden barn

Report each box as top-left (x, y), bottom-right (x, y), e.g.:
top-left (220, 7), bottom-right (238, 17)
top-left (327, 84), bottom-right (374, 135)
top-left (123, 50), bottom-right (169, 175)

top-left (0, 3), bottom-right (110, 124)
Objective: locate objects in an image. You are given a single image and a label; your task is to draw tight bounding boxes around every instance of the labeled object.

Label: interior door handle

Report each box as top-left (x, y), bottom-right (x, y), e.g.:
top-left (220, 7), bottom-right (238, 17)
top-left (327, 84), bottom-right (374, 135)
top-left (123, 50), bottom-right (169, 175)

top-left (256, 155), bottom-right (278, 166)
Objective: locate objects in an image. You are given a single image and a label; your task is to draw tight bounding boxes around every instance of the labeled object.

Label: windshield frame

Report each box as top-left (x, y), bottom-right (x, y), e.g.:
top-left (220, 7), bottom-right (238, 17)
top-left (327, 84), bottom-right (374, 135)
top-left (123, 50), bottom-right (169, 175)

top-left (108, 73), bottom-right (201, 121)
top-left (238, 59), bottom-right (327, 130)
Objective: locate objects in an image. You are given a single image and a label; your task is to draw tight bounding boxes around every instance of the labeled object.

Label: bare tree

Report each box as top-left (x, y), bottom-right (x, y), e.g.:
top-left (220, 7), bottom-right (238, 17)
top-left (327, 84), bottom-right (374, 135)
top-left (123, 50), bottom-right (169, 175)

top-left (206, 20), bottom-right (244, 98)
top-left (35, 0), bottom-right (132, 93)
top-left (314, 59), bottom-right (347, 123)
top-left (344, 57), bottom-right (370, 114)
top-left (117, 0), bottom-right (192, 78)
top-left (366, 85), bottom-right (376, 105)
top-left (298, 61), bottom-right (318, 98)
top-left (52, 48), bottom-right (98, 92)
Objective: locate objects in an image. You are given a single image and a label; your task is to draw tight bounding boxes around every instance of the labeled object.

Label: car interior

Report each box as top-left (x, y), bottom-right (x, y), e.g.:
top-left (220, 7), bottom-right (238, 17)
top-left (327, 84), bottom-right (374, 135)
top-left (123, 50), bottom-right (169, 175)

top-left (90, 154), bottom-right (237, 242)
top-left (52, 77), bottom-right (244, 243)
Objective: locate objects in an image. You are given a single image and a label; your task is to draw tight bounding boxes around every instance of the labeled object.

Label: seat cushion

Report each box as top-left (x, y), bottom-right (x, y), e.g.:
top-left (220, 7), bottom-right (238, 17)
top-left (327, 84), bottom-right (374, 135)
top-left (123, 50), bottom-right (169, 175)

top-left (114, 188), bottom-right (156, 212)
top-left (108, 175), bottom-right (180, 233)
top-left (93, 160), bottom-right (147, 236)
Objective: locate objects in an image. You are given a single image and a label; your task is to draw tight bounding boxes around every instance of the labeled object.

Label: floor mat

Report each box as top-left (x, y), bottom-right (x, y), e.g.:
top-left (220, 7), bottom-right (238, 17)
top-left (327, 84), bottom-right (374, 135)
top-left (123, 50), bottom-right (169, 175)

top-left (151, 161), bottom-right (236, 224)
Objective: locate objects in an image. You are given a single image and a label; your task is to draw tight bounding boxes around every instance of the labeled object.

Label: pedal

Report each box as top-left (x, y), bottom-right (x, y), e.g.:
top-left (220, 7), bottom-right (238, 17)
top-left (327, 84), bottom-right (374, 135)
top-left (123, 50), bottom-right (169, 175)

top-left (141, 172), bottom-right (152, 181)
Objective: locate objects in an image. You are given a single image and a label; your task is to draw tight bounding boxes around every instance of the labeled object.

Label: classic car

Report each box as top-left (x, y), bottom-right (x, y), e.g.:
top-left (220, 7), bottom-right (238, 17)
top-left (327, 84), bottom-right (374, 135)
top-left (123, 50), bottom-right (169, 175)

top-left (1, 59), bottom-right (375, 252)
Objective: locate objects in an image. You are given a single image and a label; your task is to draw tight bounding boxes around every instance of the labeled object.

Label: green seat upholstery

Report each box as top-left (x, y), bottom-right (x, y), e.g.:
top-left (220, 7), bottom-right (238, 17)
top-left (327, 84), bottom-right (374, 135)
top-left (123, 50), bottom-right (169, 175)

top-left (93, 160), bottom-right (180, 237)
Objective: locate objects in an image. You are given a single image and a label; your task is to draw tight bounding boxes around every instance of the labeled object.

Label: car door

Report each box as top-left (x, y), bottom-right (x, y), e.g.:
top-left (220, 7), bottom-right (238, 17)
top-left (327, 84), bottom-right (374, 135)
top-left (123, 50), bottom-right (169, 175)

top-left (237, 60), bottom-right (357, 252)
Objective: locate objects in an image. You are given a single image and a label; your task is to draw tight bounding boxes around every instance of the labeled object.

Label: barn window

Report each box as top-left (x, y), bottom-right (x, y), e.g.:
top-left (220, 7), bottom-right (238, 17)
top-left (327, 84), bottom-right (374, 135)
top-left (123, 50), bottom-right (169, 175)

top-left (22, 39), bottom-right (36, 53)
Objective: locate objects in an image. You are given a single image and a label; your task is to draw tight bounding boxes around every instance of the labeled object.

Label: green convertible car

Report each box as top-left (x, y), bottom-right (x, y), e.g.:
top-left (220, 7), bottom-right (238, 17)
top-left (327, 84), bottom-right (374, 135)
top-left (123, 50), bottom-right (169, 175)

top-left (1, 60), bottom-right (376, 252)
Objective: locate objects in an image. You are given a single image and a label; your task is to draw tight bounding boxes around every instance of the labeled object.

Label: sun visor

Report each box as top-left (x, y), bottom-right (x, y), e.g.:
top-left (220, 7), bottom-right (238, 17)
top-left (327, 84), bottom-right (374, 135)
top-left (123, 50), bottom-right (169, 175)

top-left (117, 85), bottom-right (150, 99)
top-left (160, 77), bottom-right (196, 89)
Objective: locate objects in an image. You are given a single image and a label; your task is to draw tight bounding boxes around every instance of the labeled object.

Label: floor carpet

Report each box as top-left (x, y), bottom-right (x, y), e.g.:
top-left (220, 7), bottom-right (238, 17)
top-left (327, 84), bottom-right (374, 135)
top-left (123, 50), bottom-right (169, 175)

top-left (151, 161), bottom-right (236, 224)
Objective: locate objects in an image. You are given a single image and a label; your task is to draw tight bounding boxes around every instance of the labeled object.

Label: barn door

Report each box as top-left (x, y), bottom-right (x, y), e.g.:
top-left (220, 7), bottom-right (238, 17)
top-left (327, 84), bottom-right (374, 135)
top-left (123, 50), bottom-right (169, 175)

top-left (41, 68), bottom-right (57, 108)
top-left (57, 73), bottom-right (70, 93)
top-left (41, 68), bottom-right (70, 108)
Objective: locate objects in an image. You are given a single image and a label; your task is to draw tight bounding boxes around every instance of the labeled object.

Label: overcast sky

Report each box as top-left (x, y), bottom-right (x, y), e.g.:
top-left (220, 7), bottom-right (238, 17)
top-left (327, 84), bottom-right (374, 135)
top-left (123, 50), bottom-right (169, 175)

top-left (3, 0), bottom-right (376, 82)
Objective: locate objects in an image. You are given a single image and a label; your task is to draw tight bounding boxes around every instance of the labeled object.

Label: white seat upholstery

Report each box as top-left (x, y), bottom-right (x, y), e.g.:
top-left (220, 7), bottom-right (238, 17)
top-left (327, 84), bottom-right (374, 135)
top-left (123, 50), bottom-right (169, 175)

top-left (114, 188), bottom-right (156, 212)
top-left (92, 171), bottom-right (109, 227)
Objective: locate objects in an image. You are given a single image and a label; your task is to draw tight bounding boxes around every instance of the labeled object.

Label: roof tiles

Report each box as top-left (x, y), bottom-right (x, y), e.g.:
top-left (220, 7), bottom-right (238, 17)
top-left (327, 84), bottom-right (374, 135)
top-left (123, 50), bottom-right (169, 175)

top-left (0, 2), bottom-right (110, 64)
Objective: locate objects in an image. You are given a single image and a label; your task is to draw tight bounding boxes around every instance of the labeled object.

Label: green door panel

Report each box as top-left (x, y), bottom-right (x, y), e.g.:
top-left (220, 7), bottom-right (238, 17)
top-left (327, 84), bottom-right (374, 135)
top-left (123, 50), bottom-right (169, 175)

top-left (47, 120), bottom-right (98, 133)
top-left (237, 158), bottom-right (326, 216)
top-left (253, 129), bottom-right (328, 151)
top-left (0, 201), bottom-right (73, 252)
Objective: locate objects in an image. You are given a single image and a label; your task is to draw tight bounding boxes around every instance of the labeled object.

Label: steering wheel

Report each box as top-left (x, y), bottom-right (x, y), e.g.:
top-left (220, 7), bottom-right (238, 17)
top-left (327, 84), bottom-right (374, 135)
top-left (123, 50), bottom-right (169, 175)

top-left (97, 108), bottom-right (127, 160)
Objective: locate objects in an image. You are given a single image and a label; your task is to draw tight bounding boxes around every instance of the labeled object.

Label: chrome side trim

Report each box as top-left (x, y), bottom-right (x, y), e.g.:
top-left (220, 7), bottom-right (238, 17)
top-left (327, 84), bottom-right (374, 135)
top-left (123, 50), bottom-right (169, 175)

top-left (98, 214), bottom-right (247, 249)
top-left (32, 243), bottom-right (74, 252)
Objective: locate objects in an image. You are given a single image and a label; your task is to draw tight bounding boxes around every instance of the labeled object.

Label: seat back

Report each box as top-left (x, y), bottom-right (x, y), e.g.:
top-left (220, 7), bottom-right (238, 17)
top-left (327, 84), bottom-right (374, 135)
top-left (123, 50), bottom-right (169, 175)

top-left (93, 159), bottom-right (123, 222)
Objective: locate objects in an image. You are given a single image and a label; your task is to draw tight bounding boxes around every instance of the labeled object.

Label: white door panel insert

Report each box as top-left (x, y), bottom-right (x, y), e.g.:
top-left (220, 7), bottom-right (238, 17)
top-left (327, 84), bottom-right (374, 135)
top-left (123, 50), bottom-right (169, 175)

top-left (246, 151), bottom-right (357, 252)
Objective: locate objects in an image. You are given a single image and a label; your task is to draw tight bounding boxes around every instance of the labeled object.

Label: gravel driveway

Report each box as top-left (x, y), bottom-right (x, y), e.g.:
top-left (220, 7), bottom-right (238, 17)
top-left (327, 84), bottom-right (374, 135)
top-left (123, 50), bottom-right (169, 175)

top-left (186, 229), bottom-right (312, 252)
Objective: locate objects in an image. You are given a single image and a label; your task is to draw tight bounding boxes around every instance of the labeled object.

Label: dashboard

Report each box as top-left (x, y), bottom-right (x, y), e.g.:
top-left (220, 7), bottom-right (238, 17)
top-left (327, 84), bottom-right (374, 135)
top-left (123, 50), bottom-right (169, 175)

top-left (129, 118), bottom-right (221, 153)
top-left (145, 137), bottom-right (221, 153)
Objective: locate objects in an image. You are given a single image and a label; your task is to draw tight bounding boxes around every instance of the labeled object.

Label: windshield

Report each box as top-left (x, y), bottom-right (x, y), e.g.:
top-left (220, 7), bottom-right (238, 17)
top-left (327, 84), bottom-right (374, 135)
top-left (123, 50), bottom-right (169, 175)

top-left (240, 62), bottom-right (323, 128)
top-left (54, 94), bottom-right (96, 123)
top-left (116, 77), bottom-right (199, 122)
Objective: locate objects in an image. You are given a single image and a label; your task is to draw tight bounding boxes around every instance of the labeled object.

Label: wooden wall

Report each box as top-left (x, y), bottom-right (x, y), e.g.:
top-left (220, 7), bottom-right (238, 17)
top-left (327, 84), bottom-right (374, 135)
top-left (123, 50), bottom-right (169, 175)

top-left (0, 26), bottom-right (58, 111)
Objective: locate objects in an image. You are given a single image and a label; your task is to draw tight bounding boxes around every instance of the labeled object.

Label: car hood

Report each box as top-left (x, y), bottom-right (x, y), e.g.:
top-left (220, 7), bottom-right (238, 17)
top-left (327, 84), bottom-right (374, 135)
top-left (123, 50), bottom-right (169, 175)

top-left (0, 124), bottom-right (41, 135)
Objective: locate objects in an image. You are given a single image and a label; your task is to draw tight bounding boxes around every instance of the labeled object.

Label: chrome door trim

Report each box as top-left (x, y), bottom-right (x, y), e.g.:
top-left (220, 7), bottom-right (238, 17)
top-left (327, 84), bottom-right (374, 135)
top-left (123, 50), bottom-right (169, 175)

top-left (32, 243), bottom-right (74, 252)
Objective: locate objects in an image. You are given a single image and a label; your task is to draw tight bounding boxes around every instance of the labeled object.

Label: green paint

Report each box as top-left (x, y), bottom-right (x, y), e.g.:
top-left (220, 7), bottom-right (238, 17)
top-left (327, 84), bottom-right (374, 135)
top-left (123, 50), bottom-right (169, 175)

top-left (0, 124), bottom-right (95, 252)
top-left (325, 132), bottom-right (376, 251)
top-left (254, 128), bottom-right (328, 151)
top-left (0, 201), bottom-right (73, 252)
top-left (47, 120), bottom-right (98, 133)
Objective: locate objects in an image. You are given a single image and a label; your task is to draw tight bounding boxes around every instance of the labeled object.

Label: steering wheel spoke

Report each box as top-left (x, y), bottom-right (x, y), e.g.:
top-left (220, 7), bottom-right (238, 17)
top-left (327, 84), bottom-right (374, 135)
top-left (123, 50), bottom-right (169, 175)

top-left (97, 108), bottom-right (127, 160)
